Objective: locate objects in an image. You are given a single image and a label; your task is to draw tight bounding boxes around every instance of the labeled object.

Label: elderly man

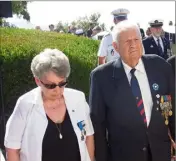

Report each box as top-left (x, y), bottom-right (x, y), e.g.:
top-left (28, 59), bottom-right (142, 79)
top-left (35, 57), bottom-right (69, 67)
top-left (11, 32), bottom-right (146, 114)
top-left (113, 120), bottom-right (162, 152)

top-left (97, 8), bottom-right (130, 65)
top-left (143, 19), bottom-right (172, 60)
top-left (89, 20), bottom-right (175, 161)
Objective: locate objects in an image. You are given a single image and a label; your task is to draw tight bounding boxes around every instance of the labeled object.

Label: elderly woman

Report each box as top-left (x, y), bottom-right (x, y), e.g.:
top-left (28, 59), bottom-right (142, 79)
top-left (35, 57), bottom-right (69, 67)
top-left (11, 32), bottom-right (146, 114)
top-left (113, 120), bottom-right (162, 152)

top-left (4, 49), bottom-right (94, 161)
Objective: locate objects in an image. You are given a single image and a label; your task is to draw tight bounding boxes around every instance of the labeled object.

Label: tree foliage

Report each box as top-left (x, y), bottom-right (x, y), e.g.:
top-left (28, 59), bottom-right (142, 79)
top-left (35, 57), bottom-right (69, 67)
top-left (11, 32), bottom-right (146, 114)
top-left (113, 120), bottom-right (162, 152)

top-left (12, 1), bottom-right (30, 21)
top-left (55, 12), bottom-right (106, 33)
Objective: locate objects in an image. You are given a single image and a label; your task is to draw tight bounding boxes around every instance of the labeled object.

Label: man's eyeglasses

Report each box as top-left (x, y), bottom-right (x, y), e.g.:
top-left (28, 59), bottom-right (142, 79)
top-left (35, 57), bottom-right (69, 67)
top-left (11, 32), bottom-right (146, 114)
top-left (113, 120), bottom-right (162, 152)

top-left (40, 80), bottom-right (68, 89)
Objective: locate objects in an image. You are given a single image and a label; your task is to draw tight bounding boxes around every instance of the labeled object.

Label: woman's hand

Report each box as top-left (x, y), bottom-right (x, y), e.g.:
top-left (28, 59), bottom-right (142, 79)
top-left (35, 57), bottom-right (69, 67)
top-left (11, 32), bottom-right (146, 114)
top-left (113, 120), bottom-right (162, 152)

top-left (6, 148), bottom-right (20, 161)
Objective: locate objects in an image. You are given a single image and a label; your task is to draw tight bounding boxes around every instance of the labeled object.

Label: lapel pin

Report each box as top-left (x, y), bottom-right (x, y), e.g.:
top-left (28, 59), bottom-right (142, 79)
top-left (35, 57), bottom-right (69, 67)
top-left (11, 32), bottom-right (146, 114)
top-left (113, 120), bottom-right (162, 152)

top-left (152, 83), bottom-right (159, 91)
top-left (156, 94), bottom-right (160, 98)
top-left (150, 45), bottom-right (154, 48)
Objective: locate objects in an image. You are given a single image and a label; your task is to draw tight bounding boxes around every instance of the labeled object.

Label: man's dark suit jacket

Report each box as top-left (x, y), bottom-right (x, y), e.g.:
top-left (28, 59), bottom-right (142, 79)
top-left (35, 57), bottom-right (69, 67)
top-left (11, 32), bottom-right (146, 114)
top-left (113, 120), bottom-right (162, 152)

top-left (143, 36), bottom-right (171, 60)
top-left (167, 55), bottom-right (175, 77)
top-left (89, 55), bottom-right (175, 161)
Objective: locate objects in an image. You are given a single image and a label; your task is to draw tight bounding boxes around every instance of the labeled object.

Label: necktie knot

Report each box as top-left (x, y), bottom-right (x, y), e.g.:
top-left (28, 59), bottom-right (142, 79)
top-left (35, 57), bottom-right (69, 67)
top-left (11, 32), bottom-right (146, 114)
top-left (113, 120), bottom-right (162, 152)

top-left (130, 68), bottom-right (136, 76)
top-left (157, 38), bottom-right (160, 43)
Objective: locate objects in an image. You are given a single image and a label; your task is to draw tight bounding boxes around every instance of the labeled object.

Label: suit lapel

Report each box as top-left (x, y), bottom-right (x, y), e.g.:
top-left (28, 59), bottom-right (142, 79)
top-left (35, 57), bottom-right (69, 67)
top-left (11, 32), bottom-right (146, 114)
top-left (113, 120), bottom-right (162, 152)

top-left (112, 59), bottom-right (147, 126)
top-left (150, 36), bottom-right (158, 49)
top-left (161, 37), bottom-right (167, 52)
top-left (142, 56), bottom-right (160, 127)
top-left (112, 58), bottom-right (129, 88)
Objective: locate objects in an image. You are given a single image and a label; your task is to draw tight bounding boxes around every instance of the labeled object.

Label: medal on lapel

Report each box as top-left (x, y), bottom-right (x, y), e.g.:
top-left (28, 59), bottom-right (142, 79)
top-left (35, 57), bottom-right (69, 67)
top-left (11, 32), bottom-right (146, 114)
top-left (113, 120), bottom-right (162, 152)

top-left (77, 121), bottom-right (86, 141)
top-left (159, 95), bottom-right (173, 125)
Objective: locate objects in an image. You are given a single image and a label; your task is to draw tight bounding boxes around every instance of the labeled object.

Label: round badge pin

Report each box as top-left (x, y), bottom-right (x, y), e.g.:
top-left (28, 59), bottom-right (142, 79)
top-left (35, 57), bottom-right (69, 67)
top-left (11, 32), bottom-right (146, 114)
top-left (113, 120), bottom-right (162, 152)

top-left (152, 83), bottom-right (159, 91)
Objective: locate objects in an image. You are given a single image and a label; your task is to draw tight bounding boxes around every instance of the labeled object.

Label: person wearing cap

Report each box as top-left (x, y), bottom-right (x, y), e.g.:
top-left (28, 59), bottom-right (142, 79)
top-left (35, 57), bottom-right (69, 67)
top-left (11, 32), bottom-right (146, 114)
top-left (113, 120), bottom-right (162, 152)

top-left (86, 23), bottom-right (94, 38)
top-left (91, 26), bottom-right (102, 40)
top-left (49, 24), bottom-right (55, 32)
top-left (97, 8), bottom-right (130, 65)
top-left (143, 19), bottom-right (172, 60)
top-left (75, 28), bottom-right (84, 36)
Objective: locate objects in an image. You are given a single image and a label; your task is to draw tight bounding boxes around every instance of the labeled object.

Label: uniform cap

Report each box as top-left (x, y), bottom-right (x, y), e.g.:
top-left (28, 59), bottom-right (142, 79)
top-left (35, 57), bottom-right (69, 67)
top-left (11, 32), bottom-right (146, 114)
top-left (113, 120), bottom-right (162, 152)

top-left (111, 8), bottom-right (130, 18)
top-left (149, 19), bottom-right (164, 27)
top-left (75, 29), bottom-right (84, 35)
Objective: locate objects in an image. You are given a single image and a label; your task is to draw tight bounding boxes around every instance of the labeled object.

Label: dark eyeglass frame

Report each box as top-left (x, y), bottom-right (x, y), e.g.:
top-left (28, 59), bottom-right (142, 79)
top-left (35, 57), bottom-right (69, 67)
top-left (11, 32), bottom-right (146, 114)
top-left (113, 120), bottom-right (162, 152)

top-left (40, 80), bottom-right (68, 89)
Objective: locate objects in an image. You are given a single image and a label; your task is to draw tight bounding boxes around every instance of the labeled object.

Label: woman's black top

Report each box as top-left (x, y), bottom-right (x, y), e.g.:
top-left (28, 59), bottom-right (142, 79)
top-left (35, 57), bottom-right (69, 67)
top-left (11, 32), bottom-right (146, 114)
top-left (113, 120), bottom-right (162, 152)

top-left (42, 109), bottom-right (81, 161)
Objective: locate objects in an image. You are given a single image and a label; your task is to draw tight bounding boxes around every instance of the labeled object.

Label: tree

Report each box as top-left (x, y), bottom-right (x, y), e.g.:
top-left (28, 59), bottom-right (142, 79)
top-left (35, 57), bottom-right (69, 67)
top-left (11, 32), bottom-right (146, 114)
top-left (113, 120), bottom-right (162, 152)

top-left (12, 1), bottom-right (30, 21)
top-left (99, 23), bottom-right (106, 31)
top-left (70, 12), bottom-right (106, 32)
top-left (55, 21), bottom-right (70, 33)
top-left (0, 1), bottom-right (30, 26)
top-left (89, 12), bottom-right (101, 27)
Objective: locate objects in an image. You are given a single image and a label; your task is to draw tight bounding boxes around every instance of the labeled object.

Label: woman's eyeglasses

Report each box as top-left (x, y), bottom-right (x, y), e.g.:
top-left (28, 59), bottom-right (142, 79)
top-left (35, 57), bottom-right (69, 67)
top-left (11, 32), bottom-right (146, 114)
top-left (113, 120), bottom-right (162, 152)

top-left (40, 80), bottom-right (68, 89)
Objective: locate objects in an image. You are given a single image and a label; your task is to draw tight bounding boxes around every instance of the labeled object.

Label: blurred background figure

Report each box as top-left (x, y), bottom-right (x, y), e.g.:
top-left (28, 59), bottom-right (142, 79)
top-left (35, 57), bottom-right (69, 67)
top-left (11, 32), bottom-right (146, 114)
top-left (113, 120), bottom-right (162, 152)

top-left (97, 8), bottom-right (130, 65)
top-left (35, 26), bottom-right (41, 30)
top-left (69, 26), bottom-right (77, 35)
top-left (75, 28), bottom-right (84, 36)
top-left (59, 30), bottom-right (64, 33)
top-left (146, 27), bottom-right (151, 37)
top-left (86, 23), bottom-right (94, 38)
top-left (91, 26), bottom-right (102, 40)
top-left (49, 24), bottom-right (55, 31)
top-left (137, 23), bottom-right (145, 39)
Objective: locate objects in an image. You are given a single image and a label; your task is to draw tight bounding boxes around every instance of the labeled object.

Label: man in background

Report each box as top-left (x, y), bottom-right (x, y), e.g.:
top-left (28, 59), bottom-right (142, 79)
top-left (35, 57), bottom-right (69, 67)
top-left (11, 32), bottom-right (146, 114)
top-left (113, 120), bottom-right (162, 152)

top-left (143, 19), bottom-right (172, 60)
top-left (97, 8), bottom-right (130, 65)
top-left (138, 23), bottom-right (145, 39)
top-left (49, 24), bottom-right (55, 31)
top-left (91, 26), bottom-right (102, 40)
top-left (87, 23), bottom-right (94, 38)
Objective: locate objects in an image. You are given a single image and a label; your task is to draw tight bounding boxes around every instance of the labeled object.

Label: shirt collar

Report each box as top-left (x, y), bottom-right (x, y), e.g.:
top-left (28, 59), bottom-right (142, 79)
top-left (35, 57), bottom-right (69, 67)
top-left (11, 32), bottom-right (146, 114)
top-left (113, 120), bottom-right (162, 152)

top-left (152, 35), bottom-right (162, 42)
top-left (122, 58), bottom-right (145, 76)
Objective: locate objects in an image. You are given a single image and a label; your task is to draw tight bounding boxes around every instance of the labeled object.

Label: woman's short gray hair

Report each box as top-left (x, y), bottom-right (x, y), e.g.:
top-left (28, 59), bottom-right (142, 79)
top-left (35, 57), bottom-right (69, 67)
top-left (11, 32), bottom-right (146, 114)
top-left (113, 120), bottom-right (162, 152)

top-left (112, 20), bottom-right (142, 44)
top-left (31, 48), bottom-right (70, 79)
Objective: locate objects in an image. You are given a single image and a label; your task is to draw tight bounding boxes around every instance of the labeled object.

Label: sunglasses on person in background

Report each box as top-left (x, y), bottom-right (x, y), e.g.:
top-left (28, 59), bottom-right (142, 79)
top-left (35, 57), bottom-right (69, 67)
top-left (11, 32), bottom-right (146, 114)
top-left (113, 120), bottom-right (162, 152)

top-left (40, 80), bottom-right (68, 89)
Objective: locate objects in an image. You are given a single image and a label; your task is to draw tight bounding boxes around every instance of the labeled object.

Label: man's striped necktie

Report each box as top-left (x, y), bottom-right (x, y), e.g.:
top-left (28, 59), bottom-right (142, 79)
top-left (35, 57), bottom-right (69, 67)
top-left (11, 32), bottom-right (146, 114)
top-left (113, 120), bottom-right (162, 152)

top-left (130, 68), bottom-right (147, 125)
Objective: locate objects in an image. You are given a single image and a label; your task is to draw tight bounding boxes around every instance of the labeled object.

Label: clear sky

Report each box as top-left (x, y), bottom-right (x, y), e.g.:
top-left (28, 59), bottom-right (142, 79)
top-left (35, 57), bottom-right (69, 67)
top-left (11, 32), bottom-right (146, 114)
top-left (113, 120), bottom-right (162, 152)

top-left (7, 1), bottom-right (175, 31)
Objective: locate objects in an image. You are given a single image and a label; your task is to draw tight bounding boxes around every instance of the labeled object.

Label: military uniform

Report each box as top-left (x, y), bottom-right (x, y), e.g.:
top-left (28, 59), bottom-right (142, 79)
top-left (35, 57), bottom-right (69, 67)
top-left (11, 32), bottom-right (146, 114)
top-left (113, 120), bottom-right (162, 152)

top-left (97, 8), bottom-right (130, 64)
top-left (97, 32), bottom-right (120, 62)
top-left (143, 19), bottom-right (172, 60)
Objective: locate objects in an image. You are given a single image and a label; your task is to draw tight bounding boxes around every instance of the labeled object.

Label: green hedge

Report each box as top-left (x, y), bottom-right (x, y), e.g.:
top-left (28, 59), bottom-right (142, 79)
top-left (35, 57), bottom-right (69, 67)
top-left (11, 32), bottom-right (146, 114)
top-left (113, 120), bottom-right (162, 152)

top-left (0, 28), bottom-right (99, 113)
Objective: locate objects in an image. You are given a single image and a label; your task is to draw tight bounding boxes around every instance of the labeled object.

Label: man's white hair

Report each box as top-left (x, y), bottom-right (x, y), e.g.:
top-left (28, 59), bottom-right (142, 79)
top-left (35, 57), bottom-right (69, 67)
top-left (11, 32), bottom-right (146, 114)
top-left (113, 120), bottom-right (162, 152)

top-left (112, 20), bottom-right (142, 44)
